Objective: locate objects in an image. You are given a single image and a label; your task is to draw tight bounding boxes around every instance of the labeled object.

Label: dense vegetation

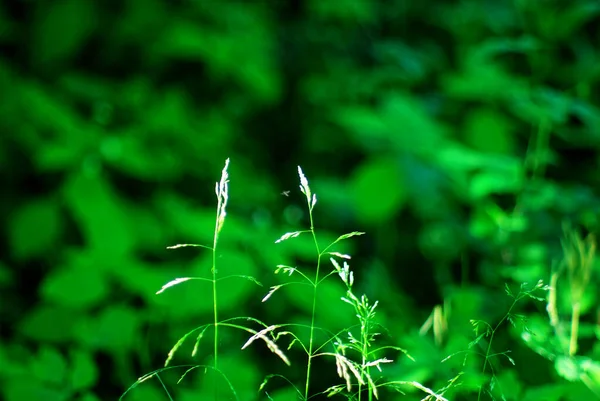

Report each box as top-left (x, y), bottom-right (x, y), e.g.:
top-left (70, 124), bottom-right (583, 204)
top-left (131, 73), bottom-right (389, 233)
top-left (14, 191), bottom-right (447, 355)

top-left (1, 1), bottom-right (600, 400)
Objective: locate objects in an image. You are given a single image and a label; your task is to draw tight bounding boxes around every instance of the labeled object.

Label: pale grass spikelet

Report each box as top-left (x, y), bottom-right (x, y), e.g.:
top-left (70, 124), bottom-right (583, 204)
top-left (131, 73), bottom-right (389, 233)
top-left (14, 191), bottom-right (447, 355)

top-left (334, 231), bottom-right (366, 242)
top-left (156, 277), bottom-right (192, 294)
top-left (365, 357), bottom-right (393, 372)
top-left (408, 381), bottom-right (450, 401)
top-left (334, 338), bottom-right (350, 354)
top-left (274, 264), bottom-right (296, 276)
top-left (166, 243), bottom-right (205, 249)
top-left (297, 166), bottom-right (311, 200)
top-left (262, 285), bottom-right (282, 302)
top-left (275, 230), bottom-right (302, 243)
top-left (328, 251), bottom-right (352, 259)
top-left (191, 327), bottom-right (208, 357)
top-left (346, 331), bottom-right (358, 344)
top-left (324, 385), bottom-right (345, 397)
top-left (369, 299), bottom-right (379, 314)
top-left (335, 353), bottom-right (352, 392)
top-left (356, 294), bottom-right (378, 317)
top-left (215, 158), bottom-right (230, 236)
top-left (341, 291), bottom-right (360, 308)
top-left (333, 353), bottom-right (365, 392)
top-left (136, 371), bottom-right (161, 384)
top-left (331, 258), bottom-right (354, 287)
top-left (164, 330), bottom-right (196, 367)
top-left (366, 373), bottom-right (379, 399)
top-left (241, 326), bottom-right (291, 366)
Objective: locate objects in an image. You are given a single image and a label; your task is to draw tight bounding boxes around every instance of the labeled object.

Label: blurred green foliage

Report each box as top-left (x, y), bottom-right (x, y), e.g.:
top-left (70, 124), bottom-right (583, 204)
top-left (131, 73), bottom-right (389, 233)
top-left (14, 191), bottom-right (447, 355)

top-left (2, 0), bottom-right (600, 400)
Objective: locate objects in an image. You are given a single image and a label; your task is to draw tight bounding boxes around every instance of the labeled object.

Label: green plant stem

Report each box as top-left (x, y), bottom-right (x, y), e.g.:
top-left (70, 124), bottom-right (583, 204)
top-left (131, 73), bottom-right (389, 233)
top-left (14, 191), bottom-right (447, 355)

top-left (212, 258), bottom-right (218, 368)
top-left (360, 326), bottom-right (370, 401)
top-left (212, 205), bottom-right (220, 395)
top-left (477, 295), bottom-right (521, 401)
top-left (570, 302), bottom-right (581, 356)
top-left (305, 211), bottom-right (320, 400)
top-left (305, 280), bottom-right (317, 399)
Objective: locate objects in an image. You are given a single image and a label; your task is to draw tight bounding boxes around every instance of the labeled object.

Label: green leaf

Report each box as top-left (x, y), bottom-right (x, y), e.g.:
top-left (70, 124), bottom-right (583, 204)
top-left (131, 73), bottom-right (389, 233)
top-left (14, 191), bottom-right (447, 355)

top-left (308, 0), bottom-right (375, 22)
top-left (76, 392), bottom-right (102, 401)
top-left (3, 378), bottom-right (70, 401)
top-left (93, 306), bottom-right (140, 352)
top-left (335, 94), bottom-right (446, 156)
top-left (70, 349), bottom-right (99, 391)
top-left (510, 87), bottom-right (572, 124)
top-left (464, 108), bottom-right (515, 155)
top-left (154, 10), bottom-right (280, 103)
top-left (40, 265), bottom-right (108, 310)
top-left (19, 306), bottom-right (80, 343)
top-left (9, 198), bottom-right (62, 260)
top-left (63, 170), bottom-right (134, 256)
top-left (31, 346), bottom-right (67, 384)
top-left (443, 56), bottom-right (527, 101)
top-left (381, 94), bottom-right (446, 153)
top-left (76, 306), bottom-right (140, 352)
top-left (350, 158), bottom-right (407, 223)
top-left (156, 192), bottom-right (217, 246)
top-left (521, 384), bottom-right (568, 401)
top-left (32, 0), bottom-right (97, 66)
top-left (334, 106), bottom-right (389, 140)
top-left (470, 165), bottom-right (523, 199)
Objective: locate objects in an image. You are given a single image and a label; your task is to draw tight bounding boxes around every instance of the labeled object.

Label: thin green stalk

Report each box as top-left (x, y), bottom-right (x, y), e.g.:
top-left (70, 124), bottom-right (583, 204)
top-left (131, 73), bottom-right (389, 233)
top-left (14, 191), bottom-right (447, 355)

top-left (212, 216), bottom-right (219, 370)
top-left (477, 292), bottom-right (524, 401)
top-left (305, 278), bottom-right (317, 400)
top-left (570, 302), bottom-right (581, 356)
top-left (270, 167), bottom-right (416, 400)
top-left (305, 206), bottom-right (321, 400)
top-left (132, 159), bottom-right (288, 400)
top-left (211, 188), bottom-right (221, 401)
top-left (359, 327), bottom-right (369, 401)
top-left (211, 158), bottom-right (230, 397)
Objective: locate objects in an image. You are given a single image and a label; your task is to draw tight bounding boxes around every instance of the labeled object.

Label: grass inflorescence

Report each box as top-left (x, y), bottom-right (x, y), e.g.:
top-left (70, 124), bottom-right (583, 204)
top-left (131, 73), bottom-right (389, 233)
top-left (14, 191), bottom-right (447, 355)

top-left (122, 159), bottom-right (550, 401)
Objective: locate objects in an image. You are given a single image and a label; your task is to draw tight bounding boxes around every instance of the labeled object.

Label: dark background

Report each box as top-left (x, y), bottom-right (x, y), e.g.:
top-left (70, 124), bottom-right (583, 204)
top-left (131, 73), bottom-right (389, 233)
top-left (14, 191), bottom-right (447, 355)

top-left (1, 0), bottom-right (600, 400)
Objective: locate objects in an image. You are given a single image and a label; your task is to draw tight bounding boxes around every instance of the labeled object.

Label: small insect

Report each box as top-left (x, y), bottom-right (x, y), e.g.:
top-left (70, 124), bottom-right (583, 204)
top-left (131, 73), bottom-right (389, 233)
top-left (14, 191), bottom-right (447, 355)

top-left (280, 190), bottom-right (290, 197)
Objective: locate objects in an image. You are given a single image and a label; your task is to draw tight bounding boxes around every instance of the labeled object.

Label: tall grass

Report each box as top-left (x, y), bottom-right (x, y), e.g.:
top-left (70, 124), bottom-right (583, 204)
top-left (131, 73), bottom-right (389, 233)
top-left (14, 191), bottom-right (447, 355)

top-left (121, 160), bottom-right (481, 400)
top-left (120, 159), bottom-right (288, 401)
top-left (441, 280), bottom-right (548, 400)
top-left (257, 166), bottom-right (446, 400)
